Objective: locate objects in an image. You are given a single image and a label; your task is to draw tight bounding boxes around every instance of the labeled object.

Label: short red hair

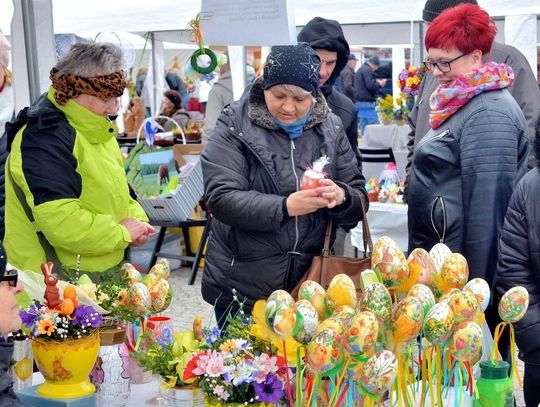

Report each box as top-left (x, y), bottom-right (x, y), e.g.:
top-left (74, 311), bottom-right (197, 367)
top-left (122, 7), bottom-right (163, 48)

top-left (425, 4), bottom-right (496, 54)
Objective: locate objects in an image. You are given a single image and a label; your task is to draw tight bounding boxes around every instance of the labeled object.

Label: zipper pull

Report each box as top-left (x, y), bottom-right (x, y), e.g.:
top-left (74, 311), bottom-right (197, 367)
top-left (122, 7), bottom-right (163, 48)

top-left (291, 140), bottom-right (296, 150)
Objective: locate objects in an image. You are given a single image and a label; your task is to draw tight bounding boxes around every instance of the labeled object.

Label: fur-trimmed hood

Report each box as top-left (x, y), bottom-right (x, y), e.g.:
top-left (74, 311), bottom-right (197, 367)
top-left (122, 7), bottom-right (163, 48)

top-left (247, 76), bottom-right (330, 132)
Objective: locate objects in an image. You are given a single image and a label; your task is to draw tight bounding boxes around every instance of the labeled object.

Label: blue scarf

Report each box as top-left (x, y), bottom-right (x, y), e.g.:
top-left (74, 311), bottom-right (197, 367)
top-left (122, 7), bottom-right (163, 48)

top-left (273, 109), bottom-right (313, 140)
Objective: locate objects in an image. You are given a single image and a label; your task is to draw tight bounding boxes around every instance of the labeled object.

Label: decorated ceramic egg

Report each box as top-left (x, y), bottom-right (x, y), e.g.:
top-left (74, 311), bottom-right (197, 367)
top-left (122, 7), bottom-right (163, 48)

top-left (149, 278), bottom-right (172, 313)
top-left (438, 288), bottom-right (461, 305)
top-left (464, 278), bottom-right (491, 312)
top-left (127, 282), bottom-right (151, 316)
top-left (149, 261), bottom-right (170, 280)
top-left (429, 243), bottom-right (452, 274)
top-left (448, 290), bottom-right (480, 327)
top-left (332, 305), bottom-right (356, 328)
top-left (298, 280), bottom-right (326, 319)
top-left (407, 284), bottom-right (436, 318)
top-left (265, 290), bottom-right (297, 339)
top-left (449, 321), bottom-right (482, 361)
top-left (122, 263), bottom-right (142, 285)
top-left (389, 296), bottom-right (424, 347)
top-left (359, 350), bottom-right (398, 395)
top-left (371, 236), bottom-right (408, 289)
top-left (498, 286), bottom-right (529, 323)
top-left (423, 302), bottom-right (454, 345)
top-left (142, 272), bottom-right (160, 288)
top-left (293, 300), bottom-right (320, 344)
top-left (344, 311), bottom-right (378, 356)
top-left (434, 253), bottom-right (469, 296)
top-left (314, 316), bottom-right (345, 338)
top-left (306, 327), bottom-right (344, 374)
top-left (408, 248), bottom-right (436, 287)
top-left (360, 282), bottom-right (392, 322)
top-left (326, 274), bottom-right (357, 313)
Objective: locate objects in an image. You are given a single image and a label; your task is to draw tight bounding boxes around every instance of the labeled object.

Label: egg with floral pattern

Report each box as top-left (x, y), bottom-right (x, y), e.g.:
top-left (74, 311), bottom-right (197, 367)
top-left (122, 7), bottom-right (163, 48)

top-left (498, 286), bottom-right (529, 323)
top-left (449, 321), bottom-right (482, 361)
top-left (464, 278), bottom-right (491, 312)
top-left (344, 311), bottom-right (378, 356)
top-left (127, 282), bottom-right (151, 316)
top-left (293, 300), bottom-right (319, 344)
top-left (407, 284), bottom-right (436, 318)
top-left (423, 302), bottom-right (454, 345)
top-left (359, 350), bottom-right (398, 395)
top-left (265, 290), bottom-right (297, 339)
top-left (408, 248), bottom-right (436, 287)
top-left (433, 253), bottom-right (469, 296)
top-left (298, 280), bottom-right (326, 319)
top-left (359, 282), bottom-right (392, 322)
top-left (371, 236), bottom-right (408, 289)
top-left (326, 274), bottom-right (357, 313)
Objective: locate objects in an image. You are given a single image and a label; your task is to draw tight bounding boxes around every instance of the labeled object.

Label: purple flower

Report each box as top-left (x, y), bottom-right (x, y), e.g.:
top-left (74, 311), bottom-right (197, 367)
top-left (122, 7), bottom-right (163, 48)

top-left (20, 302), bottom-right (43, 328)
top-left (206, 326), bottom-right (221, 345)
top-left (72, 305), bottom-right (102, 328)
top-left (253, 374), bottom-right (284, 404)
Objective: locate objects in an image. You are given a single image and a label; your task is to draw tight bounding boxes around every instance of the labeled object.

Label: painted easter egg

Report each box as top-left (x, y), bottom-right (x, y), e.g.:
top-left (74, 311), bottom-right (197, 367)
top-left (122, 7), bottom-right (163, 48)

top-left (306, 327), bottom-right (343, 374)
top-left (464, 278), bottom-right (491, 312)
top-left (408, 248), bottom-right (436, 287)
top-left (423, 302), bottom-right (454, 345)
top-left (389, 296), bottom-right (424, 348)
top-left (298, 280), bottom-right (326, 319)
top-left (344, 311), bottom-right (378, 356)
top-left (332, 305), bottom-right (356, 328)
top-left (149, 260), bottom-right (170, 280)
top-left (122, 263), bottom-right (142, 285)
top-left (326, 274), bottom-right (357, 313)
top-left (265, 290), bottom-right (297, 339)
top-left (359, 350), bottom-right (398, 395)
top-left (498, 286), bottom-right (529, 323)
top-left (371, 236), bottom-right (408, 289)
top-left (127, 282), bottom-right (151, 316)
top-left (434, 253), bottom-right (469, 296)
top-left (407, 284), bottom-right (436, 318)
top-left (449, 322), bottom-right (482, 361)
top-left (149, 279), bottom-right (172, 313)
top-left (359, 282), bottom-right (392, 322)
top-left (429, 243), bottom-right (452, 274)
top-left (293, 300), bottom-right (319, 344)
top-left (448, 290), bottom-right (480, 328)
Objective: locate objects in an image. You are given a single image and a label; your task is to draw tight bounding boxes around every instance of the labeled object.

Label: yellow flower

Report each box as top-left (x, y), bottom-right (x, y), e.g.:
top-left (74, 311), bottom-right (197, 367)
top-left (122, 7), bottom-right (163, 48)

top-left (38, 318), bottom-right (56, 336)
top-left (250, 300), bottom-right (304, 366)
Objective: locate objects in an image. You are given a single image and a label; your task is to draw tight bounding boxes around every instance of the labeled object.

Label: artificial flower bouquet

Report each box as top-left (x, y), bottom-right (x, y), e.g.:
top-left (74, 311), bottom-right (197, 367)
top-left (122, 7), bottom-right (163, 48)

top-left (375, 94), bottom-right (410, 125)
top-left (397, 65), bottom-right (425, 98)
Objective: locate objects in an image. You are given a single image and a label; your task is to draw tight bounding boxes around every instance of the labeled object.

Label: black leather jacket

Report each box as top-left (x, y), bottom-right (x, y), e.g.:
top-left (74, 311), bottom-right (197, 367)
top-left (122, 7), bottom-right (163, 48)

top-left (408, 88), bottom-right (529, 286)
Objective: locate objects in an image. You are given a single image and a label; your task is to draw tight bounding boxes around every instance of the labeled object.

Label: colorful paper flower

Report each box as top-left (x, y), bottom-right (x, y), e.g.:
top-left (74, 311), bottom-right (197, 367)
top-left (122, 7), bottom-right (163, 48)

top-left (253, 374), bottom-right (285, 404)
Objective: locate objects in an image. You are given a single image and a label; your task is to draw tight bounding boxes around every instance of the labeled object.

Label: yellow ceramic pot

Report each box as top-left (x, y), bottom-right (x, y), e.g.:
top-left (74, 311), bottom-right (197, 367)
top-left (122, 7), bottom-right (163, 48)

top-left (204, 397), bottom-right (276, 407)
top-left (32, 330), bottom-right (100, 398)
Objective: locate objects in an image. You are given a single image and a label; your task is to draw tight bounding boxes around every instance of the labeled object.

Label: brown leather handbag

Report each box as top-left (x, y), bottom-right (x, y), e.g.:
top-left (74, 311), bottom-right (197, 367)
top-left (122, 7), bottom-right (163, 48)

top-left (290, 195), bottom-right (373, 298)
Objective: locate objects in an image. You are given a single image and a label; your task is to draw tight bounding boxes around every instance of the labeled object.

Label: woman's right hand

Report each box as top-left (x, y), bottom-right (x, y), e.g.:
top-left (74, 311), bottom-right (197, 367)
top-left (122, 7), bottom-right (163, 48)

top-left (286, 189), bottom-right (332, 216)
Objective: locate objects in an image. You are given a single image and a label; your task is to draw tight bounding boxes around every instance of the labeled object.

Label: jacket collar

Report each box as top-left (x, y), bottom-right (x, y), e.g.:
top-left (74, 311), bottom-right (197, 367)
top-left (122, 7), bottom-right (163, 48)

top-left (47, 87), bottom-right (118, 144)
top-left (247, 77), bottom-right (329, 131)
top-left (0, 341), bottom-right (13, 394)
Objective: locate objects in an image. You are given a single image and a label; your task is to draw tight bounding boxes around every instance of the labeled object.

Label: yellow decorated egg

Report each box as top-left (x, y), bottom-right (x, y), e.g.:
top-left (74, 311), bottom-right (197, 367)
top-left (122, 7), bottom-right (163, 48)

top-left (448, 290), bottom-right (480, 328)
top-left (498, 286), bottom-right (529, 323)
top-left (371, 236), bottom-right (408, 289)
top-left (326, 274), bottom-right (357, 313)
top-left (298, 280), bottom-right (326, 319)
top-left (439, 288), bottom-right (461, 305)
top-left (359, 350), bottom-right (398, 395)
top-left (149, 279), bottom-right (172, 313)
top-left (407, 284), bottom-right (435, 318)
top-left (306, 327), bottom-right (344, 374)
top-left (360, 282), bottom-right (392, 322)
top-left (423, 302), bottom-right (454, 345)
top-left (344, 311), bottom-right (378, 356)
top-left (122, 263), bottom-right (142, 285)
top-left (449, 322), bottom-right (482, 361)
top-left (293, 300), bottom-right (319, 344)
top-left (332, 305), bottom-right (356, 328)
top-left (127, 282), bottom-right (151, 316)
top-left (389, 297), bottom-right (424, 348)
top-left (464, 278), bottom-right (491, 312)
top-left (408, 248), bottom-right (436, 287)
top-left (434, 253), bottom-right (469, 296)
top-left (265, 290), bottom-right (297, 339)
top-left (149, 261), bottom-right (170, 280)
top-left (429, 243), bottom-right (452, 274)
top-left (314, 316), bottom-right (345, 338)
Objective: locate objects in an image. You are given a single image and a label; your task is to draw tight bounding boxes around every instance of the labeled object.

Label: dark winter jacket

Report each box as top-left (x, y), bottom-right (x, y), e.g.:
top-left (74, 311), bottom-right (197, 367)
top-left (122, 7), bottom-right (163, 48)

top-left (0, 341), bottom-right (22, 407)
top-left (495, 119), bottom-right (540, 364)
top-left (339, 66), bottom-right (355, 103)
top-left (201, 77), bottom-right (367, 310)
top-left (408, 88), bottom-right (529, 287)
top-left (297, 17), bottom-right (361, 169)
top-left (354, 63), bottom-right (381, 102)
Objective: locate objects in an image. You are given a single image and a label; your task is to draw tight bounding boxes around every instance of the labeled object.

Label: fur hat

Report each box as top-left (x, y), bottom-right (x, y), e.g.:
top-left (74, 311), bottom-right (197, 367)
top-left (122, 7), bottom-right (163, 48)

top-left (423, 0), bottom-right (478, 22)
top-left (263, 44), bottom-right (321, 96)
top-left (0, 31), bottom-right (10, 68)
top-left (164, 90), bottom-right (182, 109)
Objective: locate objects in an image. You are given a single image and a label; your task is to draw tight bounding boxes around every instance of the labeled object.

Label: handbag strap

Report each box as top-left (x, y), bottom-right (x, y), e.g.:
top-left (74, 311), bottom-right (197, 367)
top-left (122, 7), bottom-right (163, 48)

top-left (320, 191), bottom-right (373, 285)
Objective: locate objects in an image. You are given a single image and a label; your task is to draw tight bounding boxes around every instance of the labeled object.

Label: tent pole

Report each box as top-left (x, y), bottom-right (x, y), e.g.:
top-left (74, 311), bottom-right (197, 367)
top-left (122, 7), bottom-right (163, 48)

top-left (21, 0), bottom-right (40, 103)
top-left (151, 31), bottom-right (157, 116)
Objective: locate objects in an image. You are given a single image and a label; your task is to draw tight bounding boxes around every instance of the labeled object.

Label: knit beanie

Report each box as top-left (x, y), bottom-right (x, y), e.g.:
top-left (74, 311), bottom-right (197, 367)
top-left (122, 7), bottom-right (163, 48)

top-left (423, 0), bottom-right (478, 21)
top-left (263, 44), bottom-right (321, 96)
top-left (0, 31), bottom-right (10, 68)
top-left (164, 90), bottom-right (182, 109)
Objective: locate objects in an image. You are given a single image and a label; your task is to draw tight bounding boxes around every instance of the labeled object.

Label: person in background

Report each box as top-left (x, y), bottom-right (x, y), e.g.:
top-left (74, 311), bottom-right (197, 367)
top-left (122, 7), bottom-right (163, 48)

top-left (0, 243), bottom-right (24, 407)
top-left (4, 42), bottom-right (154, 276)
top-left (298, 17), bottom-right (362, 256)
top-left (407, 4), bottom-right (529, 338)
top-left (495, 117), bottom-right (540, 407)
top-left (405, 0), bottom-right (540, 199)
top-left (354, 55), bottom-right (386, 135)
top-left (157, 90), bottom-right (190, 133)
top-left (203, 61), bottom-right (233, 140)
top-left (201, 44), bottom-right (366, 324)
top-left (165, 56), bottom-right (189, 109)
top-left (340, 53), bottom-right (358, 103)
top-left (0, 31), bottom-right (14, 242)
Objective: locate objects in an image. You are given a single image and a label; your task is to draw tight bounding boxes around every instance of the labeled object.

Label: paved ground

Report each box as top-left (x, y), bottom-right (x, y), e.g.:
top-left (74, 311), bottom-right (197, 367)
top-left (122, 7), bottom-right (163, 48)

top-left (134, 231), bottom-right (525, 406)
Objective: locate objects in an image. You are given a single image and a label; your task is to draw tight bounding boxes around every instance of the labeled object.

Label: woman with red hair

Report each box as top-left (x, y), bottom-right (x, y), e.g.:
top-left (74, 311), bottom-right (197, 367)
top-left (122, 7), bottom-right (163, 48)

top-left (407, 3), bottom-right (529, 319)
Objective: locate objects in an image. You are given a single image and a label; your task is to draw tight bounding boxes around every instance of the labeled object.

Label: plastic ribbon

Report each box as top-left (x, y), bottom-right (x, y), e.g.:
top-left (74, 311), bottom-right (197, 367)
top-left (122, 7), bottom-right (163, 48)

top-left (295, 346), bottom-right (304, 407)
top-left (282, 340), bottom-right (294, 407)
top-left (328, 355), bottom-right (351, 407)
top-left (435, 345), bottom-right (443, 407)
top-left (187, 14), bottom-right (204, 52)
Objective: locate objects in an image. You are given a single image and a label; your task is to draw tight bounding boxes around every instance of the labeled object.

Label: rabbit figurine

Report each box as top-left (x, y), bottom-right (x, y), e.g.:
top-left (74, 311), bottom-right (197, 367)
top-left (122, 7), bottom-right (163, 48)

top-left (41, 262), bottom-right (61, 309)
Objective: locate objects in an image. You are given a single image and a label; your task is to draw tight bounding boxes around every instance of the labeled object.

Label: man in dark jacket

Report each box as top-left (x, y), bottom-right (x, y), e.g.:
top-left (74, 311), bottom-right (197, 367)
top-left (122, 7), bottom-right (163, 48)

top-left (354, 55), bottom-right (386, 134)
top-left (340, 54), bottom-right (358, 103)
top-left (495, 118), bottom-right (540, 407)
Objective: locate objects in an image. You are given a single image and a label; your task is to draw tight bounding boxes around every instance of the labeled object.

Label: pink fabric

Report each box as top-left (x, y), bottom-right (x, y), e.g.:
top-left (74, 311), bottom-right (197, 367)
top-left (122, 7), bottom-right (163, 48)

top-left (429, 62), bottom-right (514, 129)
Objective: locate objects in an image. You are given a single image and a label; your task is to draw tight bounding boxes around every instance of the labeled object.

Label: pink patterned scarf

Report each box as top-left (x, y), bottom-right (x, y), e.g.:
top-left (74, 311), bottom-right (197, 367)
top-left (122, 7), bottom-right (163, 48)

top-left (429, 62), bottom-right (514, 129)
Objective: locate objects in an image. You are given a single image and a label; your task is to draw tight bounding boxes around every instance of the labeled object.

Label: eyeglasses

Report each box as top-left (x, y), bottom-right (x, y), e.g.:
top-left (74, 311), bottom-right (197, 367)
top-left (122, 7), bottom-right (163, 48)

top-left (0, 269), bottom-right (18, 288)
top-left (423, 54), bottom-right (467, 73)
